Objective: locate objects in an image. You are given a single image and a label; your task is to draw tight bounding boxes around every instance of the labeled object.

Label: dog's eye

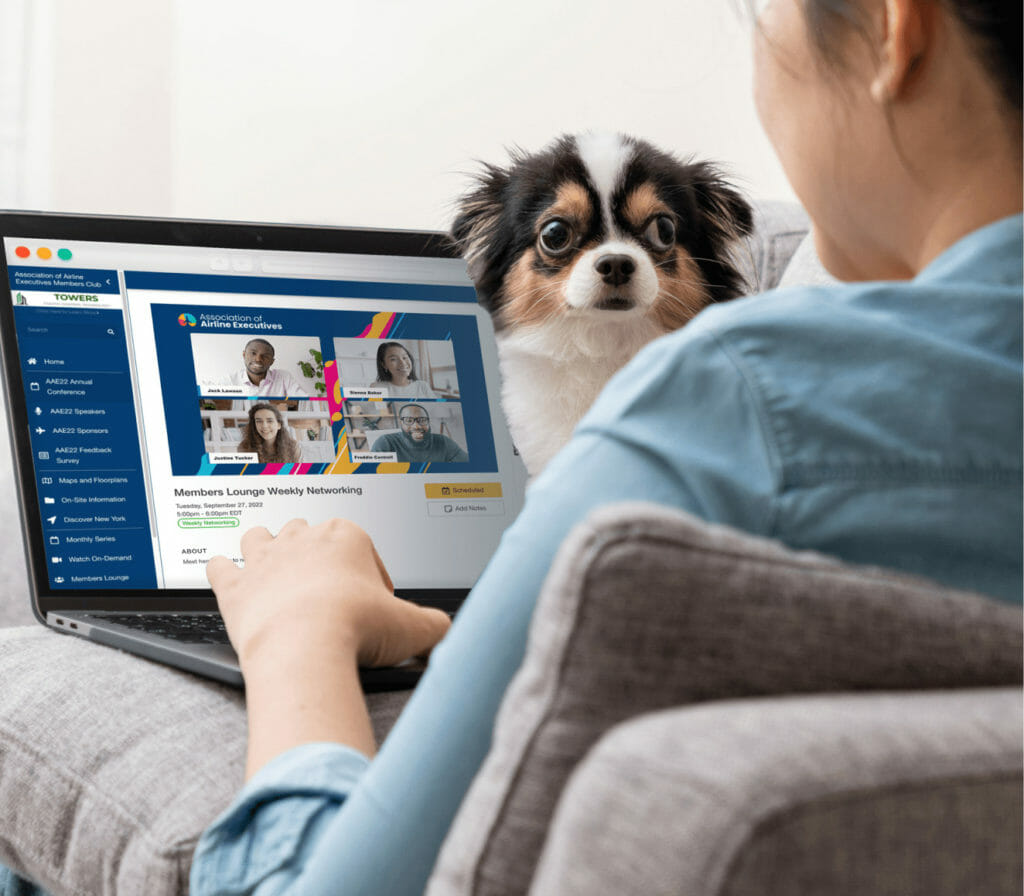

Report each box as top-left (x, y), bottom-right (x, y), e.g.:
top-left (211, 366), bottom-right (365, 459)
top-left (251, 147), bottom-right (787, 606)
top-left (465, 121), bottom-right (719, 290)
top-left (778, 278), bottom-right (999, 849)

top-left (644, 215), bottom-right (676, 251)
top-left (538, 220), bottom-right (574, 256)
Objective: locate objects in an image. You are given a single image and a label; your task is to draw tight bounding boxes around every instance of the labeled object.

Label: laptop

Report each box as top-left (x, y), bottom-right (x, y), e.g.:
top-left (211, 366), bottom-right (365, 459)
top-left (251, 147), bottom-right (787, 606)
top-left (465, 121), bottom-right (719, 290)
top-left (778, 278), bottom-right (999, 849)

top-left (0, 211), bottom-right (527, 690)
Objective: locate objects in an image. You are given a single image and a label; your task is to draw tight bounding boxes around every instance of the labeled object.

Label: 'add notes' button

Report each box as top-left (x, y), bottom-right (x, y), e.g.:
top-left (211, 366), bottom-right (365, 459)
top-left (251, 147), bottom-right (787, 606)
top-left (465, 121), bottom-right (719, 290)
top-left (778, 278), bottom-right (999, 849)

top-left (427, 501), bottom-right (506, 518)
top-left (424, 482), bottom-right (503, 500)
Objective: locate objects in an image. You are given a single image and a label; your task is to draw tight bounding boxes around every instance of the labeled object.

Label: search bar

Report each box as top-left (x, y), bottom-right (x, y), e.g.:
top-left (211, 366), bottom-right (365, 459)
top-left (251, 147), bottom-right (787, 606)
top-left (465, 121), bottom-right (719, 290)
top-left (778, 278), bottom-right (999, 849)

top-left (21, 322), bottom-right (121, 341)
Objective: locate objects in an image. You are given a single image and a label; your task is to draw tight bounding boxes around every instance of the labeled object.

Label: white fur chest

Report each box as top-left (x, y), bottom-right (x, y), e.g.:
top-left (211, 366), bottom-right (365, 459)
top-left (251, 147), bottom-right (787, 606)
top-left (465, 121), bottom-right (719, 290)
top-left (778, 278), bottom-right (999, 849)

top-left (496, 314), bottom-right (665, 476)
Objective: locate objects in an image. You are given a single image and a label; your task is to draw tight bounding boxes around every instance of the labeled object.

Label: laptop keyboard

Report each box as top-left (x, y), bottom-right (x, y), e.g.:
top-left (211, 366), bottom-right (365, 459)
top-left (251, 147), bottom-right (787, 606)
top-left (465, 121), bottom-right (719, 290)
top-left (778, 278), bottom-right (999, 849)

top-left (84, 613), bottom-right (230, 644)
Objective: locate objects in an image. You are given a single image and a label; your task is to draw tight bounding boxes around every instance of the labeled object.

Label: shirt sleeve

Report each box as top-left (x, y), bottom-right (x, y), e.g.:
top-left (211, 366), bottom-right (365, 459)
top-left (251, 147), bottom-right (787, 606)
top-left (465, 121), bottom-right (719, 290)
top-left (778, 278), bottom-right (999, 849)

top-left (190, 323), bottom-right (780, 896)
top-left (283, 370), bottom-right (308, 397)
top-left (189, 743), bottom-right (371, 896)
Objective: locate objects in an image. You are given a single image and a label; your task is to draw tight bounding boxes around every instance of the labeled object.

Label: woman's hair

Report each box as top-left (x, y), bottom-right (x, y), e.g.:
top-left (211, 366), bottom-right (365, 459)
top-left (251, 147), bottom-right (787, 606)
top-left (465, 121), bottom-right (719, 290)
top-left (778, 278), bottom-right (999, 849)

top-left (798, 0), bottom-right (1021, 114)
top-left (237, 402), bottom-right (300, 463)
top-left (376, 342), bottom-right (418, 382)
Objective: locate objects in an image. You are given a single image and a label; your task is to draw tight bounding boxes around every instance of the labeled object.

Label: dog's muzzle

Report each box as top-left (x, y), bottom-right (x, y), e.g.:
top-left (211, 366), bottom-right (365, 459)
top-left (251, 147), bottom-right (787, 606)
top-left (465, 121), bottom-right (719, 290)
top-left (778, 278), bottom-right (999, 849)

top-left (595, 254), bottom-right (636, 287)
top-left (592, 254), bottom-right (639, 310)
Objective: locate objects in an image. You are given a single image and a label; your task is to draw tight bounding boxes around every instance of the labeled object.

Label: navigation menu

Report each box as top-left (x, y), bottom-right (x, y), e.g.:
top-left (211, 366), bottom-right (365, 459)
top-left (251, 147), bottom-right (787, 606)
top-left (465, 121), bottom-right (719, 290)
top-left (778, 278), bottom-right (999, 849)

top-left (14, 301), bottom-right (157, 589)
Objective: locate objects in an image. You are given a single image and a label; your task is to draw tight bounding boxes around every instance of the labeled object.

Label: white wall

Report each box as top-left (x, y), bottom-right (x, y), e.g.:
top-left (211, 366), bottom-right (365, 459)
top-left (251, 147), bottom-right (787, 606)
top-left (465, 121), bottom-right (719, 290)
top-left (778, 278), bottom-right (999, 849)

top-left (31, 0), bottom-right (795, 231)
top-left (47, 0), bottom-right (174, 215)
top-left (0, 0), bottom-right (54, 210)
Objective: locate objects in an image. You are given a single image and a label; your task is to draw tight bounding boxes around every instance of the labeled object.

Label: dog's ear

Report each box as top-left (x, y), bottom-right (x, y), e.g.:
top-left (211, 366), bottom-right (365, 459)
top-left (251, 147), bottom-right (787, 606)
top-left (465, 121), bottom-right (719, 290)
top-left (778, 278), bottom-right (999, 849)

top-left (449, 164), bottom-right (513, 310)
top-left (694, 177), bottom-right (754, 243)
top-left (686, 164), bottom-right (756, 301)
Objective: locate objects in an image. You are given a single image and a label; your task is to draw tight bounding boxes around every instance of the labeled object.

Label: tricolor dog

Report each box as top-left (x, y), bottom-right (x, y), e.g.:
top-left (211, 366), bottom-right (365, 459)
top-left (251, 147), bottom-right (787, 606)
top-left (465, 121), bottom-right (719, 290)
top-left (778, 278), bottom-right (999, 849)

top-left (451, 133), bottom-right (754, 476)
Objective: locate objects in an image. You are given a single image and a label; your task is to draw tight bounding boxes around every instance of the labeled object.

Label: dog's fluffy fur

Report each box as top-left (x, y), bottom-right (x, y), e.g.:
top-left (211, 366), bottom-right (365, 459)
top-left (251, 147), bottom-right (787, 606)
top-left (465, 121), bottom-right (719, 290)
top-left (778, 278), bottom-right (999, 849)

top-left (451, 133), bottom-right (754, 476)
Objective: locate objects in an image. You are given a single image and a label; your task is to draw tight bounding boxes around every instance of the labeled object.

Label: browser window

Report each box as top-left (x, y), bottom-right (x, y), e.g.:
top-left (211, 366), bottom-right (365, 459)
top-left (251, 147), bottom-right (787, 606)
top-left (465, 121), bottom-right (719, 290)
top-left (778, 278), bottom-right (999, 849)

top-left (4, 235), bottom-right (526, 593)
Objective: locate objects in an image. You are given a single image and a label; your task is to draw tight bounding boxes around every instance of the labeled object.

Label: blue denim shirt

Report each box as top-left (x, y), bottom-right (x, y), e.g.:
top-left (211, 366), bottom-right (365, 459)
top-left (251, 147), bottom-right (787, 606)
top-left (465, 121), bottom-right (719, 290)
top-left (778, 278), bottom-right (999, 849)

top-left (187, 215), bottom-right (1022, 896)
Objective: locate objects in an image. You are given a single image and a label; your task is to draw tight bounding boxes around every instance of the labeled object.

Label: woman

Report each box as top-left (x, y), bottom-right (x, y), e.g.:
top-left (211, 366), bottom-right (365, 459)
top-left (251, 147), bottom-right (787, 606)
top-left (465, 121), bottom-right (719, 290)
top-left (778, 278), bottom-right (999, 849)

top-left (2, 1), bottom-right (1019, 894)
top-left (236, 402), bottom-right (302, 464)
top-left (188, 2), bottom-right (1021, 890)
top-left (369, 341), bottom-right (438, 398)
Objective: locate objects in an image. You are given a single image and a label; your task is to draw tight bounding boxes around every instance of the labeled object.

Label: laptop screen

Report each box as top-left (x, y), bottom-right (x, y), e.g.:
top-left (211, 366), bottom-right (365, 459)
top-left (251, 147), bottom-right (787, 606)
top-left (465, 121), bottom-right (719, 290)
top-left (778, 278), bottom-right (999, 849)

top-left (0, 214), bottom-right (526, 608)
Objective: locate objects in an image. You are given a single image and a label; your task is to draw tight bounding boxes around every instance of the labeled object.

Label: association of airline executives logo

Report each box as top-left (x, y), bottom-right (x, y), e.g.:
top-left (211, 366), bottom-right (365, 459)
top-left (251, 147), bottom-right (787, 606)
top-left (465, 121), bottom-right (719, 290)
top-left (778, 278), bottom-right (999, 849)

top-left (178, 312), bottom-right (197, 327)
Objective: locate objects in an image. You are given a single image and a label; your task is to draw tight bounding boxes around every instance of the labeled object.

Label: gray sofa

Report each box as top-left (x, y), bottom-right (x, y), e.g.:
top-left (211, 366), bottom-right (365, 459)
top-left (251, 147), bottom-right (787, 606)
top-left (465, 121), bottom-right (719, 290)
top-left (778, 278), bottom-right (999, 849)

top-left (0, 205), bottom-right (1019, 895)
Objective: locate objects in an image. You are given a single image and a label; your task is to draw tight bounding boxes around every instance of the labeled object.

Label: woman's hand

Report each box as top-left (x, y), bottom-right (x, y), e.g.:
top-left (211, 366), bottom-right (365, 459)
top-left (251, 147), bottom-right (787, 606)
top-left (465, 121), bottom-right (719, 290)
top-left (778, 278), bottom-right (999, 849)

top-left (207, 518), bottom-right (451, 670)
top-left (207, 519), bottom-right (452, 773)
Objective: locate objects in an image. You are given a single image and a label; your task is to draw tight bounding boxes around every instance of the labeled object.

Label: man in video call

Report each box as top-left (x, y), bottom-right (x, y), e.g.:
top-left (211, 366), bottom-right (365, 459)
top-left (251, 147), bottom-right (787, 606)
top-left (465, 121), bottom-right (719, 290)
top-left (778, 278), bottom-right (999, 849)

top-left (372, 404), bottom-right (468, 462)
top-left (223, 338), bottom-right (308, 396)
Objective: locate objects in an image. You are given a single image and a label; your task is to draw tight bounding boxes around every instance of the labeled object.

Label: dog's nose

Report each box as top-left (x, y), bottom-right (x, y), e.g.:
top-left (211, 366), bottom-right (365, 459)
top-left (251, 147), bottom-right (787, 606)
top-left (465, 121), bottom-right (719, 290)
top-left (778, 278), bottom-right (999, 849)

top-left (595, 254), bottom-right (636, 287)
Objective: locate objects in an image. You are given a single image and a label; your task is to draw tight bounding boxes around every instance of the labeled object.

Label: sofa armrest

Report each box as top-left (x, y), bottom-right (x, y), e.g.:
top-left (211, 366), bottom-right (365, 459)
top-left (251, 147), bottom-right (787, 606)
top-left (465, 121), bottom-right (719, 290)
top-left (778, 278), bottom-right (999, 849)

top-left (532, 688), bottom-right (1023, 896)
top-left (0, 626), bottom-right (413, 896)
top-left (428, 503), bottom-right (1022, 896)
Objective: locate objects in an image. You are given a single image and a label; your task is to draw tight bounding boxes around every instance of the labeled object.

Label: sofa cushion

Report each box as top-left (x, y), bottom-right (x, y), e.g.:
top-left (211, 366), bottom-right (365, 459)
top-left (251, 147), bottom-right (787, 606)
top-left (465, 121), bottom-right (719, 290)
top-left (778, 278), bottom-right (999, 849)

top-left (427, 502), bottom-right (1023, 896)
top-left (532, 689), bottom-right (1023, 896)
top-left (0, 387), bottom-right (34, 631)
top-left (0, 626), bottom-right (413, 896)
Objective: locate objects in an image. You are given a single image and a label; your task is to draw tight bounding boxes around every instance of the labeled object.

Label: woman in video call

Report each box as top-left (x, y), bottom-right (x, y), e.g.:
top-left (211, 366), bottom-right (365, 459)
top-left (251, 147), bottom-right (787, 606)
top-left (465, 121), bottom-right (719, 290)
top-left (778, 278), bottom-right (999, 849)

top-left (369, 341), bottom-right (439, 398)
top-left (236, 403), bottom-right (302, 464)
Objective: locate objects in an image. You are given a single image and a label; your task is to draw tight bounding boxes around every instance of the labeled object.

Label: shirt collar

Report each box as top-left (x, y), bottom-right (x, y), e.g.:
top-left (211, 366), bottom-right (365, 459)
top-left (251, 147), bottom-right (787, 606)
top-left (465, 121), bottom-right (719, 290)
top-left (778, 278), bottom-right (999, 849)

top-left (915, 213), bottom-right (1023, 287)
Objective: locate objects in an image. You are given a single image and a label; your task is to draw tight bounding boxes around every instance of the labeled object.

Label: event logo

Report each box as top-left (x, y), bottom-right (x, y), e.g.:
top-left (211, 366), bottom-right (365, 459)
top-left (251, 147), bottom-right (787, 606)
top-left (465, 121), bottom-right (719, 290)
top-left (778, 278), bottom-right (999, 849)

top-left (178, 312), bottom-right (197, 327)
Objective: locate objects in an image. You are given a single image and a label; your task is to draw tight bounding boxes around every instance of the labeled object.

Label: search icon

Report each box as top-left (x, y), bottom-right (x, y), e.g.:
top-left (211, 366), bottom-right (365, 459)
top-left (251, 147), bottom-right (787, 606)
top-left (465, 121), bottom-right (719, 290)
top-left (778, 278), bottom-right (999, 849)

top-left (106, 329), bottom-right (116, 336)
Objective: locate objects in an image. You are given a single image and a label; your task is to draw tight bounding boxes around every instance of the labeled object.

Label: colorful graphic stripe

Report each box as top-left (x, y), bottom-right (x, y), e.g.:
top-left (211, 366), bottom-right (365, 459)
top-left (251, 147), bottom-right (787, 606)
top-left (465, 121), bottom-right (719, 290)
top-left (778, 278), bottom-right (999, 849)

top-left (358, 310), bottom-right (396, 339)
top-left (325, 360), bottom-right (343, 421)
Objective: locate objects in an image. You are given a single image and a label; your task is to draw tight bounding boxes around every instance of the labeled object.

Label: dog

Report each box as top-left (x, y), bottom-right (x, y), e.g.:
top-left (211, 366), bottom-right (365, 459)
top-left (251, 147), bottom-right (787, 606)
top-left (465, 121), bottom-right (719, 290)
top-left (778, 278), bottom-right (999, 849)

top-left (451, 132), bottom-right (754, 476)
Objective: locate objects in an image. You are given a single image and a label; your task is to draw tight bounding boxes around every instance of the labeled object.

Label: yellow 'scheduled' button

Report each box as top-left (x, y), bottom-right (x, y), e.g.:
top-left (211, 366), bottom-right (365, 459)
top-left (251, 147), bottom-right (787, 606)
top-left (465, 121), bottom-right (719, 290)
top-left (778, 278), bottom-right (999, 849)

top-left (424, 482), bottom-right (503, 500)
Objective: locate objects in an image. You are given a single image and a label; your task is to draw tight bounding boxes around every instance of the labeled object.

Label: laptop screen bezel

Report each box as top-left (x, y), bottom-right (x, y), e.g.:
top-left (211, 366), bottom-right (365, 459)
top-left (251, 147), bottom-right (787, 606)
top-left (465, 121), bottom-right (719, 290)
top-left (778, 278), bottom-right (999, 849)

top-left (0, 211), bottom-right (476, 618)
